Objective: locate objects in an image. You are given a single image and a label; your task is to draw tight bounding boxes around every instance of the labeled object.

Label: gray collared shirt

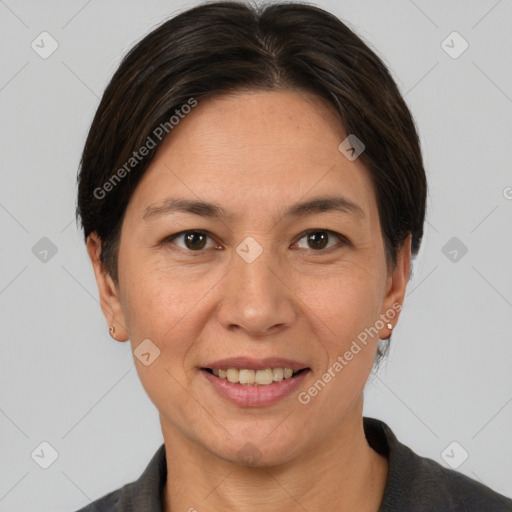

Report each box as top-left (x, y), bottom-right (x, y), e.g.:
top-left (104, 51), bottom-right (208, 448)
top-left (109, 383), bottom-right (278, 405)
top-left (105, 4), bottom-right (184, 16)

top-left (75, 417), bottom-right (512, 511)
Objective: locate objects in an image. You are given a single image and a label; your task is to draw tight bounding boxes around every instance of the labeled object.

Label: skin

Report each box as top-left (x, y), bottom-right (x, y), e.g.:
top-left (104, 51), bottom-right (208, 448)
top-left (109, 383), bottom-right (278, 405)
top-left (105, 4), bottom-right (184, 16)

top-left (87, 90), bottom-right (411, 511)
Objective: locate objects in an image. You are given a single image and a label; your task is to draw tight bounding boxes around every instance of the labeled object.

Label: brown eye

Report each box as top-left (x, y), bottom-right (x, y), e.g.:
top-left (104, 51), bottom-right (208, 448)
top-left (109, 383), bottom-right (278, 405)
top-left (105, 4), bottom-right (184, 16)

top-left (307, 231), bottom-right (328, 250)
top-left (294, 230), bottom-right (345, 251)
top-left (183, 231), bottom-right (207, 250)
top-left (165, 230), bottom-right (217, 251)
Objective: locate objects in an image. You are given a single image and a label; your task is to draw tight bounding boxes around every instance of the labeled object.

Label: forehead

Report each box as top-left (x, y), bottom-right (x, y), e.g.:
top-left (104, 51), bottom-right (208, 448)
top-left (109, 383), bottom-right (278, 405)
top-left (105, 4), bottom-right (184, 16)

top-left (125, 90), bottom-right (378, 224)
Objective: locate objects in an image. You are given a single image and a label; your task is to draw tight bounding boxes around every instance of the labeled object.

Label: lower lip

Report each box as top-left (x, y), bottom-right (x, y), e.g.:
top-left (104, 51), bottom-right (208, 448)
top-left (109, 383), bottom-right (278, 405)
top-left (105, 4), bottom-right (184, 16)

top-left (201, 369), bottom-right (310, 407)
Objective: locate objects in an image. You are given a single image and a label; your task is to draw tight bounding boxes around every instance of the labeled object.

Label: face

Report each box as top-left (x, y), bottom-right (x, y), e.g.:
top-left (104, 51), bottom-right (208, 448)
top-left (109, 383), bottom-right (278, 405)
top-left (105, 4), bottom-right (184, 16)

top-left (88, 90), bottom-right (410, 466)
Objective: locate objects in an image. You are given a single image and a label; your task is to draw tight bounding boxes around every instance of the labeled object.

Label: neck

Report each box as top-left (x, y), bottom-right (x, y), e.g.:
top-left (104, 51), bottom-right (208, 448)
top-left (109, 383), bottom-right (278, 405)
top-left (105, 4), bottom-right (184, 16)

top-left (161, 400), bottom-right (388, 512)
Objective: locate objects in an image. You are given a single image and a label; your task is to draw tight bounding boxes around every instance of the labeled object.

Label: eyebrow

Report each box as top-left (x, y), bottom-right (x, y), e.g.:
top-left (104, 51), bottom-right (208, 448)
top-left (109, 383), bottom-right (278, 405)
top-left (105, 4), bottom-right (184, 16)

top-left (142, 195), bottom-right (365, 221)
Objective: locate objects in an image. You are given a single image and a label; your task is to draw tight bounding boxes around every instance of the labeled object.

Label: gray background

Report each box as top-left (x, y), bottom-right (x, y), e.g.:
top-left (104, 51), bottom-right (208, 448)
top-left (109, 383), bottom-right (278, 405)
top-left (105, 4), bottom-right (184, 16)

top-left (1, 0), bottom-right (511, 510)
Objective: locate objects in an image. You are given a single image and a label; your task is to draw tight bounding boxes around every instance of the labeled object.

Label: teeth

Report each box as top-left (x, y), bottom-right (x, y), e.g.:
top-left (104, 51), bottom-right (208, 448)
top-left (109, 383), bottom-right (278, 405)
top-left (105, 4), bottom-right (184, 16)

top-left (211, 367), bottom-right (300, 385)
top-left (226, 368), bottom-right (239, 383)
top-left (239, 369), bottom-right (254, 385)
top-left (255, 369), bottom-right (273, 385)
top-left (272, 368), bottom-right (284, 382)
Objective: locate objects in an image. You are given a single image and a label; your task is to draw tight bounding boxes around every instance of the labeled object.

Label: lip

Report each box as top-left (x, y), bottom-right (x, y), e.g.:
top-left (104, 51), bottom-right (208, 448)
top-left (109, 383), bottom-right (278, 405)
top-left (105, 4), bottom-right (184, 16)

top-left (201, 367), bottom-right (311, 407)
top-left (202, 357), bottom-right (309, 371)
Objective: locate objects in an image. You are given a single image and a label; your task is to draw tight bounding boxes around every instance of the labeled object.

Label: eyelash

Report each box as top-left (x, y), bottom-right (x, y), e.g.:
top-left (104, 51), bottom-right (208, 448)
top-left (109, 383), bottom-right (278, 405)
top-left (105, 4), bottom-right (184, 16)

top-left (161, 229), bottom-right (349, 254)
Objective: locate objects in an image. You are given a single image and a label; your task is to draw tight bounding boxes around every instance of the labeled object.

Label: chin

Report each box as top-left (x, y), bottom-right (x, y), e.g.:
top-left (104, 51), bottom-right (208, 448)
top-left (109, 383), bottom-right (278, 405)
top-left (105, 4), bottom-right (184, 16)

top-left (202, 427), bottom-right (308, 468)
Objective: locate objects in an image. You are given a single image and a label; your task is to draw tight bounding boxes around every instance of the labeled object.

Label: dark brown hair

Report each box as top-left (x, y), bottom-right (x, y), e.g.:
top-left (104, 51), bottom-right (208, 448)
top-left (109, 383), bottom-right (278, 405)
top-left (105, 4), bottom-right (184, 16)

top-left (76, 0), bottom-right (427, 289)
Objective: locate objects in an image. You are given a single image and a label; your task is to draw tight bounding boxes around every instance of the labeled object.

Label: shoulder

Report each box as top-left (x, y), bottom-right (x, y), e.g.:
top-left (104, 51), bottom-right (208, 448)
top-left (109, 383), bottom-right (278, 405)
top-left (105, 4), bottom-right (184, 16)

top-left (363, 417), bottom-right (512, 512)
top-left (73, 482), bottom-right (132, 512)
top-left (72, 443), bottom-right (167, 512)
top-left (396, 445), bottom-right (512, 511)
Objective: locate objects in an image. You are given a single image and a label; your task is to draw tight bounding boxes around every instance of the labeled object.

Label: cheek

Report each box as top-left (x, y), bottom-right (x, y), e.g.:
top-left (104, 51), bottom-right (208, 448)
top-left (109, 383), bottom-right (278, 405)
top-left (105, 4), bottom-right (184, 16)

top-left (294, 266), bottom-right (385, 403)
top-left (120, 251), bottom-right (214, 337)
top-left (289, 270), bottom-right (383, 438)
top-left (120, 260), bottom-right (223, 405)
top-left (120, 267), bottom-right (207, 412)
top-left (301, 264), bottom-right (383, 336)
top-left (123, 284), bottom-right (202, 357)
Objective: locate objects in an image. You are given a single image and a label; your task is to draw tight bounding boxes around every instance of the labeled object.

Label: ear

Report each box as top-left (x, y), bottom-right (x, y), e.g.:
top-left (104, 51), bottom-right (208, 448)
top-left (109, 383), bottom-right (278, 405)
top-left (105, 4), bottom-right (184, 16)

top-left (86, 232), bottom-right (129, 342)
top-left (378, 233), bottom-right (412, 339)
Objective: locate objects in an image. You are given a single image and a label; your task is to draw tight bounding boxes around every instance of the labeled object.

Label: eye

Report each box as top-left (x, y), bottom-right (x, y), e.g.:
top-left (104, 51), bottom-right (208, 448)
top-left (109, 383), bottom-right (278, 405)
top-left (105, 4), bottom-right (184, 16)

top-left (163, 230), bottom-right (220, 251)
top-left (293, 230), bottom-right (347, 251)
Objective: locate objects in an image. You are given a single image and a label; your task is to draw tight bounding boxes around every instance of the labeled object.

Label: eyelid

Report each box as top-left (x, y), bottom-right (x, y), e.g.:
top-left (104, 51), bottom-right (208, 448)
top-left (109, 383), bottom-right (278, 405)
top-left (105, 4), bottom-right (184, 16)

top-left (162, 229), bottom-right (349, 252)
top-left (292, 229), bottom-right (349, 251)
top-left (161, 230), bottom-right (221, 251)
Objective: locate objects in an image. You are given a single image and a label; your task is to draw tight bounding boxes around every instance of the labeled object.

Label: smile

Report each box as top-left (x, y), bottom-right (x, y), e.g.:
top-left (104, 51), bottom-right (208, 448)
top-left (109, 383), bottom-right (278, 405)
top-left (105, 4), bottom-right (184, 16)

top-left (205, 367), bottom-right (305, 385)
top-left (201, 367), bottom-right (310, 407)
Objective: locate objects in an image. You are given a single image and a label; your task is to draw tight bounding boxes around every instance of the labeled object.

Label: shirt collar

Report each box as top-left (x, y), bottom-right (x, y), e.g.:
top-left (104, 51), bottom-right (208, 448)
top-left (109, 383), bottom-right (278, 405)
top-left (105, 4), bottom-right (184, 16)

top-left (127, 442), bottom-right (167, 511)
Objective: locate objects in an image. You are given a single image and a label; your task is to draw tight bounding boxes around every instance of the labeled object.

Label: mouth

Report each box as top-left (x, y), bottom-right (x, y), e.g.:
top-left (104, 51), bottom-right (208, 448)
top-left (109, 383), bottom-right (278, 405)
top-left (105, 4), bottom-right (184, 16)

top-left (201, 367), bottom-right (309, 386)
top-left (200, 362), bottom-right (311, 407)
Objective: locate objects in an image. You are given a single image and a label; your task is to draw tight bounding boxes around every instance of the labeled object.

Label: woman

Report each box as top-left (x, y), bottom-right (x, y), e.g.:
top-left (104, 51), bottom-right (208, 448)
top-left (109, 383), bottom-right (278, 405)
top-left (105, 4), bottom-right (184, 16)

top-left (75, 1), bottom-right (512, 510)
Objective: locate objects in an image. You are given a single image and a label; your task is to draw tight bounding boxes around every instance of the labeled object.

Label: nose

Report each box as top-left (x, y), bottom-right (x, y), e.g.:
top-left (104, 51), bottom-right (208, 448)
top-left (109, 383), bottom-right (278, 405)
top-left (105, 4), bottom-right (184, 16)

top-left (216, 242), bottom-right (297, 337)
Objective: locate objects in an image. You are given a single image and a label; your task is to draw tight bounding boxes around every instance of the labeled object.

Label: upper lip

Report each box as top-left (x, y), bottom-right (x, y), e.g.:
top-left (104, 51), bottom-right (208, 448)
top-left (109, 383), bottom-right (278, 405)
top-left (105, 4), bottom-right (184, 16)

top-left (202, 357), bottom-right (309, 371)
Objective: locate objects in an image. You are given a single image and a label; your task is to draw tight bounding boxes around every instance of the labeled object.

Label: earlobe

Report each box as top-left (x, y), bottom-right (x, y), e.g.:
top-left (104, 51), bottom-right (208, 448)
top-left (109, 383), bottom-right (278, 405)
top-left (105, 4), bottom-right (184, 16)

top-left (86, 232), bottom-right (130, 342)
top-left (378, 234), bottom-right (412, 339)
top-left (109, 324), bottom-right (118, 340)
